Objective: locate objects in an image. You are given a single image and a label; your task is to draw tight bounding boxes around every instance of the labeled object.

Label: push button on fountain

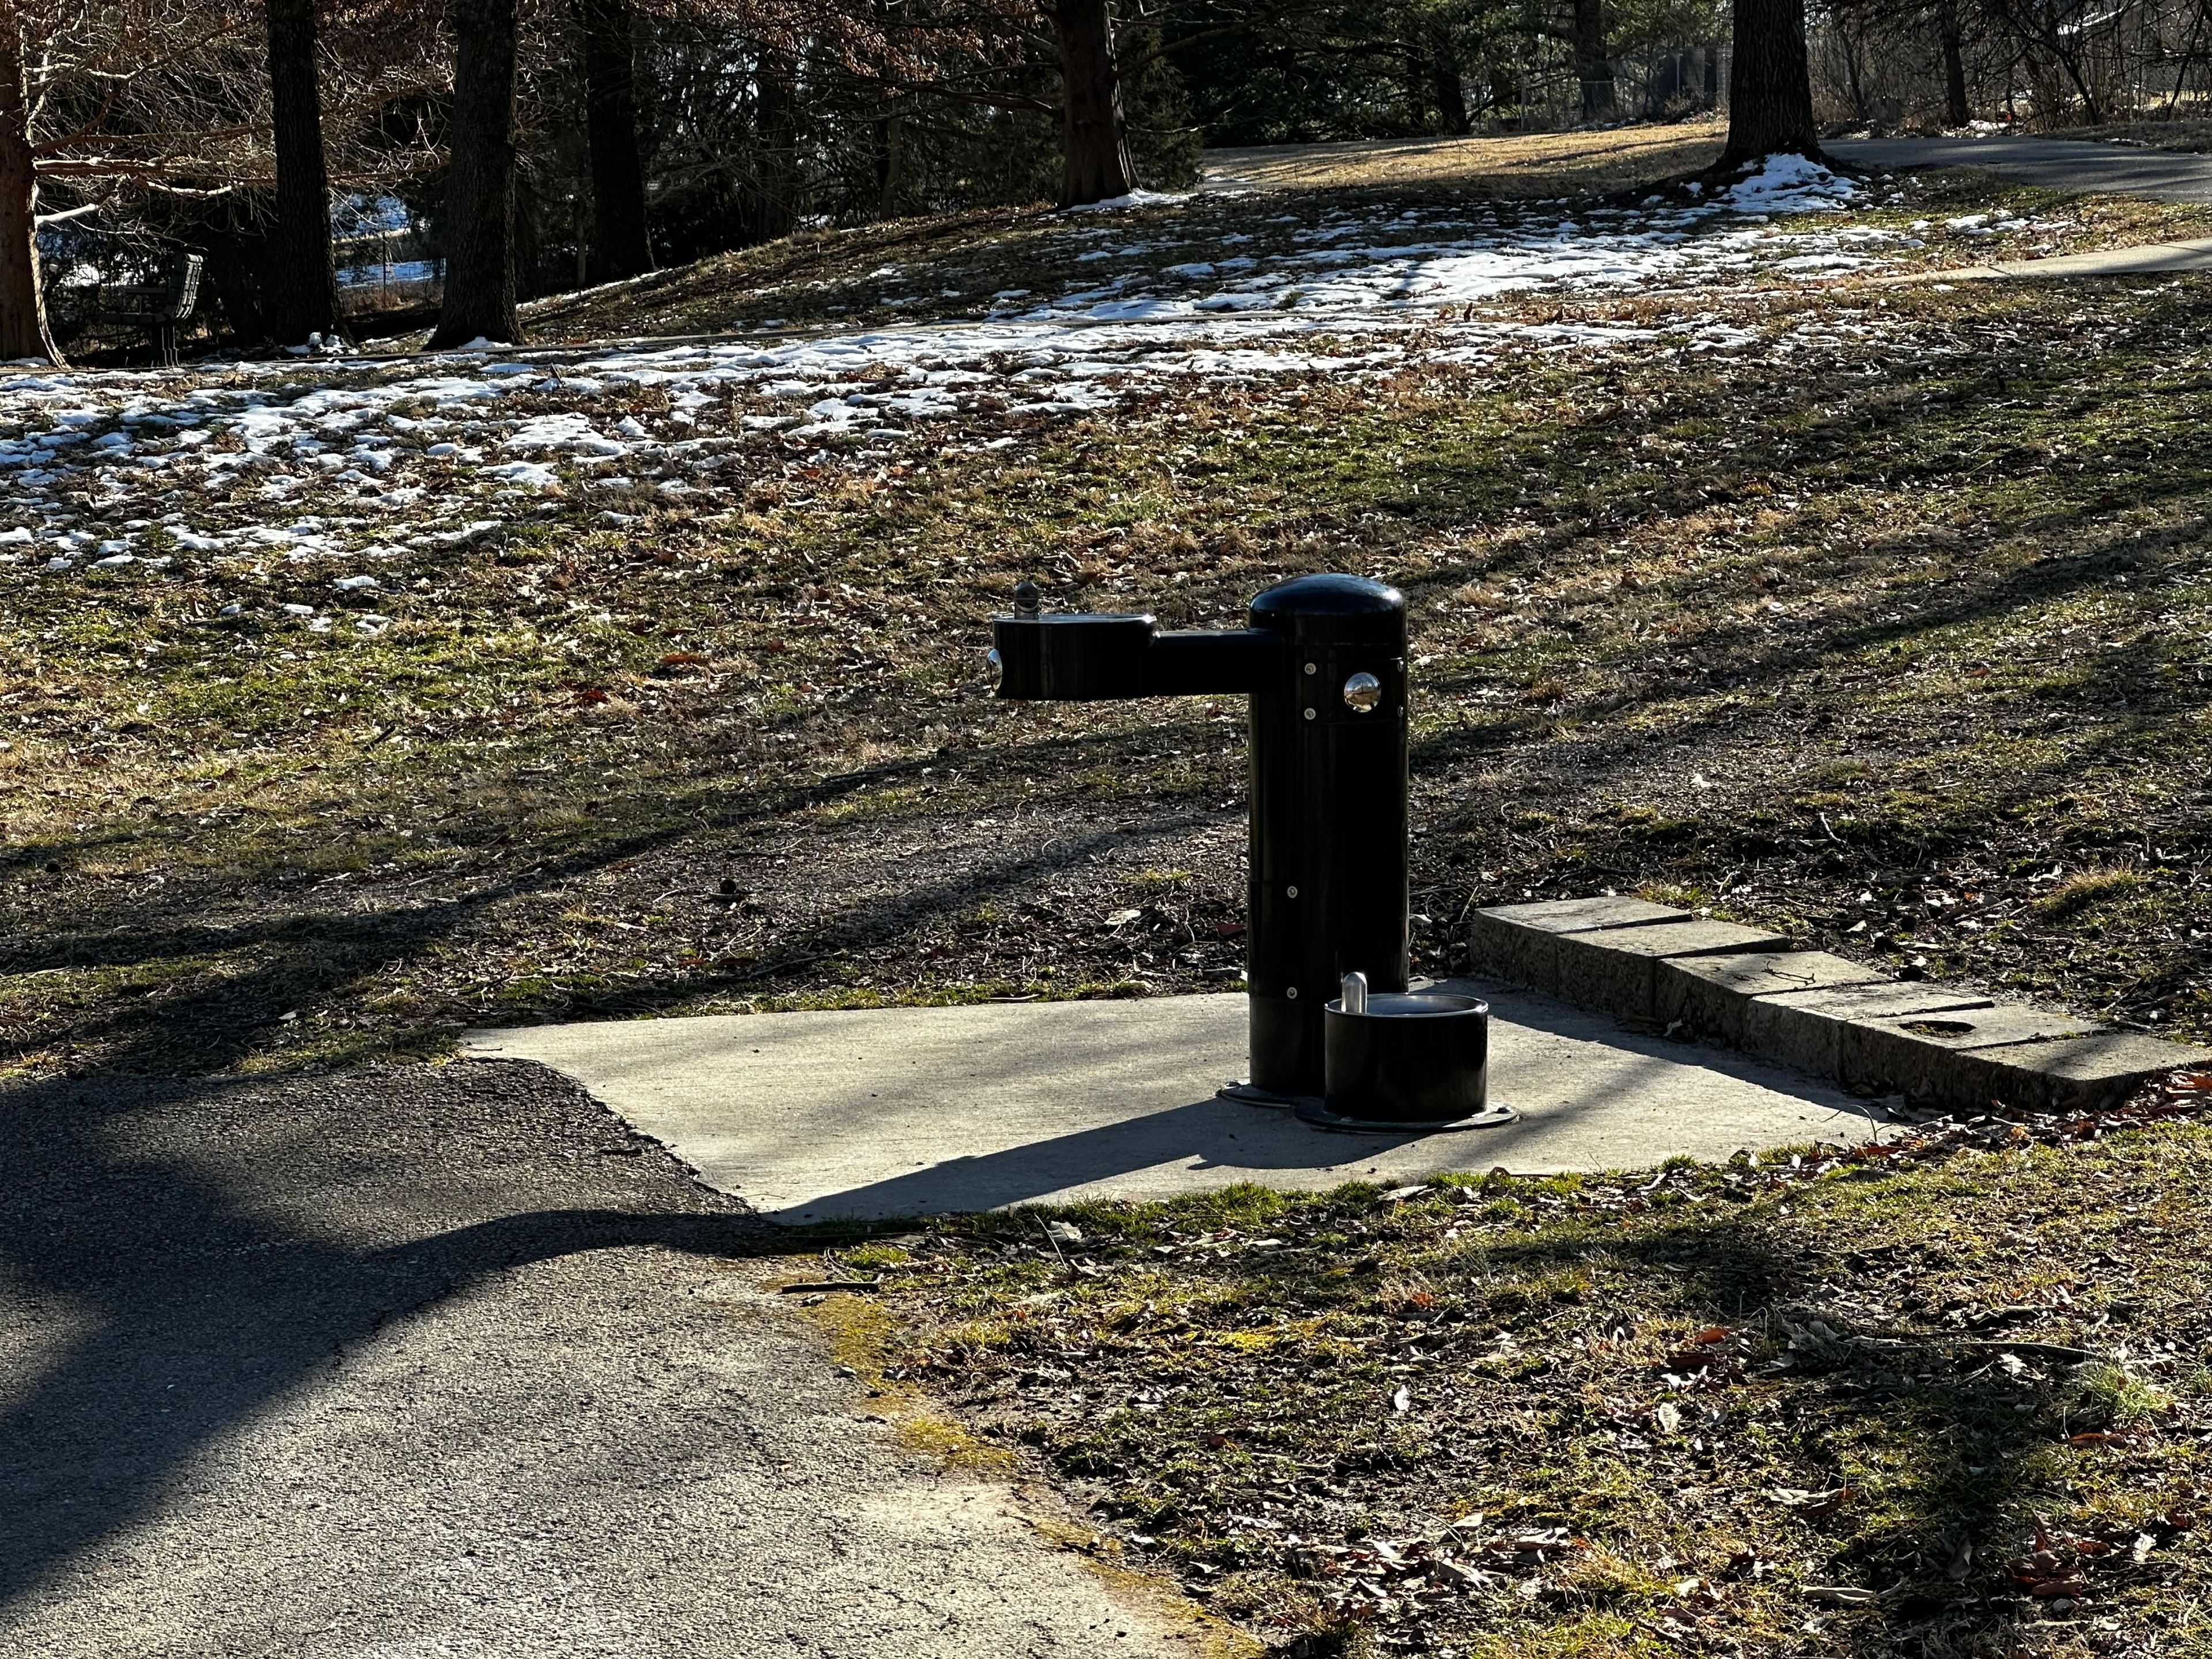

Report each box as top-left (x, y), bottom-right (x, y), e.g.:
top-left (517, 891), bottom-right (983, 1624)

top-left (1342, 671), bottom-right (1381, 713)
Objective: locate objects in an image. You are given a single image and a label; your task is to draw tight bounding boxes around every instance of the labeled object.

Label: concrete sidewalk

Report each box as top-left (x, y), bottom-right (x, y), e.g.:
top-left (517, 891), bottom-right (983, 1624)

top-left (1830, 134), bottom-right (2212, 202)
top-left (464, 983), bottom-right (1884, 1222)
top-left (1880, 234), bottom-right (2212, 282)
top-left (0, 1062), bottom-right (1222, 1658)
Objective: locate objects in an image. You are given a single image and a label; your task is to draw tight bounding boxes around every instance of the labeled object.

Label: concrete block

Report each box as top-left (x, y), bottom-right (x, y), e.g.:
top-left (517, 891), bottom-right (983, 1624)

top-left (1467, 896), bottom-right (1689, 994)
top-left (1739, 982), bottom-right (1996, 1080)
top-left (1945, 1031), bottom-right (2212, 1112)
top-left (1550, 919), bottom-right (1797, 1023)
top-left (1840, 1003), bottom-right (2108, 1101)
top-left (1464, 894), bottom-right (2200, 1114)
top-left (1476, 896), bottom-right (1694, 935)
top-left (1659, 950), bottom-right (1893, 1045)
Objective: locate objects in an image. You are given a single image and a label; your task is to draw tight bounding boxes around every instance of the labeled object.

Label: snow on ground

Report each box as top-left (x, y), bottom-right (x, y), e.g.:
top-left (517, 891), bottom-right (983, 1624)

top-left (0, 160), bottom-right (1913, 614)
top-left (996, 155), bottom-right (1888, 323)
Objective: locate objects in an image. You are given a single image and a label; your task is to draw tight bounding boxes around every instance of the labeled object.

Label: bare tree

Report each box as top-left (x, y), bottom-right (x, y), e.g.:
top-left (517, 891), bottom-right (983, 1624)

top-left (264, 0), bottom-right (340, 344)
top-left (0, 0), bottom-right (260, 365)
top-left (429, 0), bottom-right (520, 346)
top-left (1723, 0), bottom-right (1820, 160)
top-left (1938, 0), bottom-right (1970, 122)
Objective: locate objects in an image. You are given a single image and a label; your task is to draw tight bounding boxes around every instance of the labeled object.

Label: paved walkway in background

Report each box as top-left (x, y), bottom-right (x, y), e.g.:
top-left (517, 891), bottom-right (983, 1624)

top-left (1882, 234), bottom-right (2212, 281)
top-left (0, 1063), bottom-right (1214, 1658)
top-left (464, 982), bottom-right (1884, 1222)
top-left (1829, 135), bottom-right (2212, 201)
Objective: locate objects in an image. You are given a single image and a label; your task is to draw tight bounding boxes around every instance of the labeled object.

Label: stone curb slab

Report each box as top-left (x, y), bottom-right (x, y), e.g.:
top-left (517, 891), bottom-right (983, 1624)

top-left (1466, 897), bottom-right (1690, 987)
top-left (1658, 950), bottom-right (1893, 1046)
top-left (1740, 981), bottom-right (1998, 1080)
top-left (1470, 897), bottom-right (2212, 1110)
top-left (1551, 919), bottom-right (1797, 1024)
top-left (1953, 1032), bottom-right (2212, 1112)
top-left (1842, 1005), bottom-right (2107, 1100)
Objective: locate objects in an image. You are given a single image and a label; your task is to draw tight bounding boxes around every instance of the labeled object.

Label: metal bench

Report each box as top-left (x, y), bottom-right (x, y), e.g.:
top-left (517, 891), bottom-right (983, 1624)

top-left (99, 253), bottom-right (203, 366)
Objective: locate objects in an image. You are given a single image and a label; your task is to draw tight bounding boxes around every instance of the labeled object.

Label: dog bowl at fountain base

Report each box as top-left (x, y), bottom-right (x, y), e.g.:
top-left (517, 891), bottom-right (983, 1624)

top-left (1293, 991), bottom-right (1518, 1132)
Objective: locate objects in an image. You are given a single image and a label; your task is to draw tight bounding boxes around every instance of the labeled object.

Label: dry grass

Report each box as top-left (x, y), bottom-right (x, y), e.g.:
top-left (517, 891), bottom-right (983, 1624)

top-left (1199, 120), bottom-right (1729, 196)
top-left (8, 274), bottom-right (2212, 1081)
top-left (9, 160), bottom-right (2212, 1081)
top-left (846, 1094), bottom-right (2212, 1658)
top-left (2056, 118), bottom-right (2212, 154)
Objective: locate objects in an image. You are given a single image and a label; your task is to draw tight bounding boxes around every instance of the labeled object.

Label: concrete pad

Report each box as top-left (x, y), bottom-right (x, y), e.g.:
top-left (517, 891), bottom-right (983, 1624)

top-left (462, 986), bottom-right (1881, 1222)
top-left (1551, 920), bottom-right (1798, 1021)
top-left (1659, 950), bottom-right (1892, 1044)
top-left (1741, 981), bottom-right (1998, 1079)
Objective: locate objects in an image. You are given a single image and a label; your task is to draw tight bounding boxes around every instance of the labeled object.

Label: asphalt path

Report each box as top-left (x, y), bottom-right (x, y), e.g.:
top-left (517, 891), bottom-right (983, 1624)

top-left (1828, 135), bottom-right (2212, 202)
top-left (0, 1060), bottom-right (1209, 1657)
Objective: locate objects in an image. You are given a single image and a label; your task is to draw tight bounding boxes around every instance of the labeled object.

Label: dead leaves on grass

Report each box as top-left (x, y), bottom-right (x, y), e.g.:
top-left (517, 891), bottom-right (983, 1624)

top-left (866, 1079), bottom-right (2212, 1654)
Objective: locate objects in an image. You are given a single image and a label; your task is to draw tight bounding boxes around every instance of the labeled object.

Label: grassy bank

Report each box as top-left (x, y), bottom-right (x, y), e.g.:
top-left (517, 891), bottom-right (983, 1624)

top-left (826, 1091), bottom-right (2212, 1657)
top-left (3, 176), bottom-right (2211, 1078)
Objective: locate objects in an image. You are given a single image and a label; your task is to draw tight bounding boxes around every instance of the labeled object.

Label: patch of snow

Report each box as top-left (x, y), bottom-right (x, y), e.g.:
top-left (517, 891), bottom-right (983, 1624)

top-left (1062, 190), bottom-right (1190, 213)
top-left (1724, 153), bottom-right (1861, 213)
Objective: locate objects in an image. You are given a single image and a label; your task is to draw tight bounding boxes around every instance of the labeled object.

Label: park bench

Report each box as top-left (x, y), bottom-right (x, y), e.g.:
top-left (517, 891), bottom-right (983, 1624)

top-left (98, 252), bottom-right (203, 366)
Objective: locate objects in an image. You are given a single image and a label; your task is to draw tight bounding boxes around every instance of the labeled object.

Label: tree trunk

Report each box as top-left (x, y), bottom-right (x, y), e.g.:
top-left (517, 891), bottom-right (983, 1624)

top-left (1571, 0), bottom-right (1615, 117)
top-left (1722, 0), bottom-right (1820, 163)
top-left (1429, 17), bottom-right (1470, 134)
top-left (1052, 0), bottom-right (1132, 206)
top-left (429, 0), bottom-right (521, 348)
top-left (1488, 55), bottom-right (1521, 120)
top-left (0, 10), bottom-right (52, 365)
top-left (264, 0), bottom-right (339, 344)
top-left (1841, 18), bottom-right (1870, 121)
top-left (1940, 1), bottom-right (1971, 124)
top-left (756, 47), bottom-right (800, 239)
top-left (876, 105), bottom-right (902, 217)
top-left (579, 0), bottom-right (651, 282)
top-left (1402, 48), bottom-right (1431, 131)
top-left (1702, 41), bottom-right (1719, 110)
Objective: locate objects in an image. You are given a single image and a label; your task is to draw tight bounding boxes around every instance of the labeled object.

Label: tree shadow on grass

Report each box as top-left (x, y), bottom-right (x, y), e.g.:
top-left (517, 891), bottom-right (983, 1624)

top-left (972, 1192), bottom-right (2127, 1656)
top-left (0, 734), bottom-right (1230, 1076)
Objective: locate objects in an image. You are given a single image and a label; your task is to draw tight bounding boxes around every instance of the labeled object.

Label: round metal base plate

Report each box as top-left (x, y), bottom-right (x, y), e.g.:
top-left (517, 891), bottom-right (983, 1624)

top-left (1291, 1099), bottom-right (1519, 1134)
top-left (1216, 1081), bottom-right (1304, 1109)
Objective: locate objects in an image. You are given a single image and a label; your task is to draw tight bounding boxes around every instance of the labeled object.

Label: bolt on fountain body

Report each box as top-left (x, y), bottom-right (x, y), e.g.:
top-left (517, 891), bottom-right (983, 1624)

top-left (990, 574), bottom-right (1505, 1131)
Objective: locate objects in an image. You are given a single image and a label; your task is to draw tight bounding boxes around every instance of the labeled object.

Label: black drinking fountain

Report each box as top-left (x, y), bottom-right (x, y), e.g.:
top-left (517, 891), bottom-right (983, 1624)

top-left (990, 573), bottom-right (1509, 1132)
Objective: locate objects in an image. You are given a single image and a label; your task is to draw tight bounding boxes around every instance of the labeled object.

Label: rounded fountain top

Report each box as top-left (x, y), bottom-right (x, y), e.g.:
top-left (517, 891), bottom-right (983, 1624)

top-left (1249, 573), bottom-right (1404, 619)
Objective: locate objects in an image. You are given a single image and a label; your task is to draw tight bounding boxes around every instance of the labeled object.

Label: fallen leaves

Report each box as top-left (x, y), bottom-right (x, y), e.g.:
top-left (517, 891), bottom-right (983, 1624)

top-left (863, 1096), bottom-right (2212, 1657)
